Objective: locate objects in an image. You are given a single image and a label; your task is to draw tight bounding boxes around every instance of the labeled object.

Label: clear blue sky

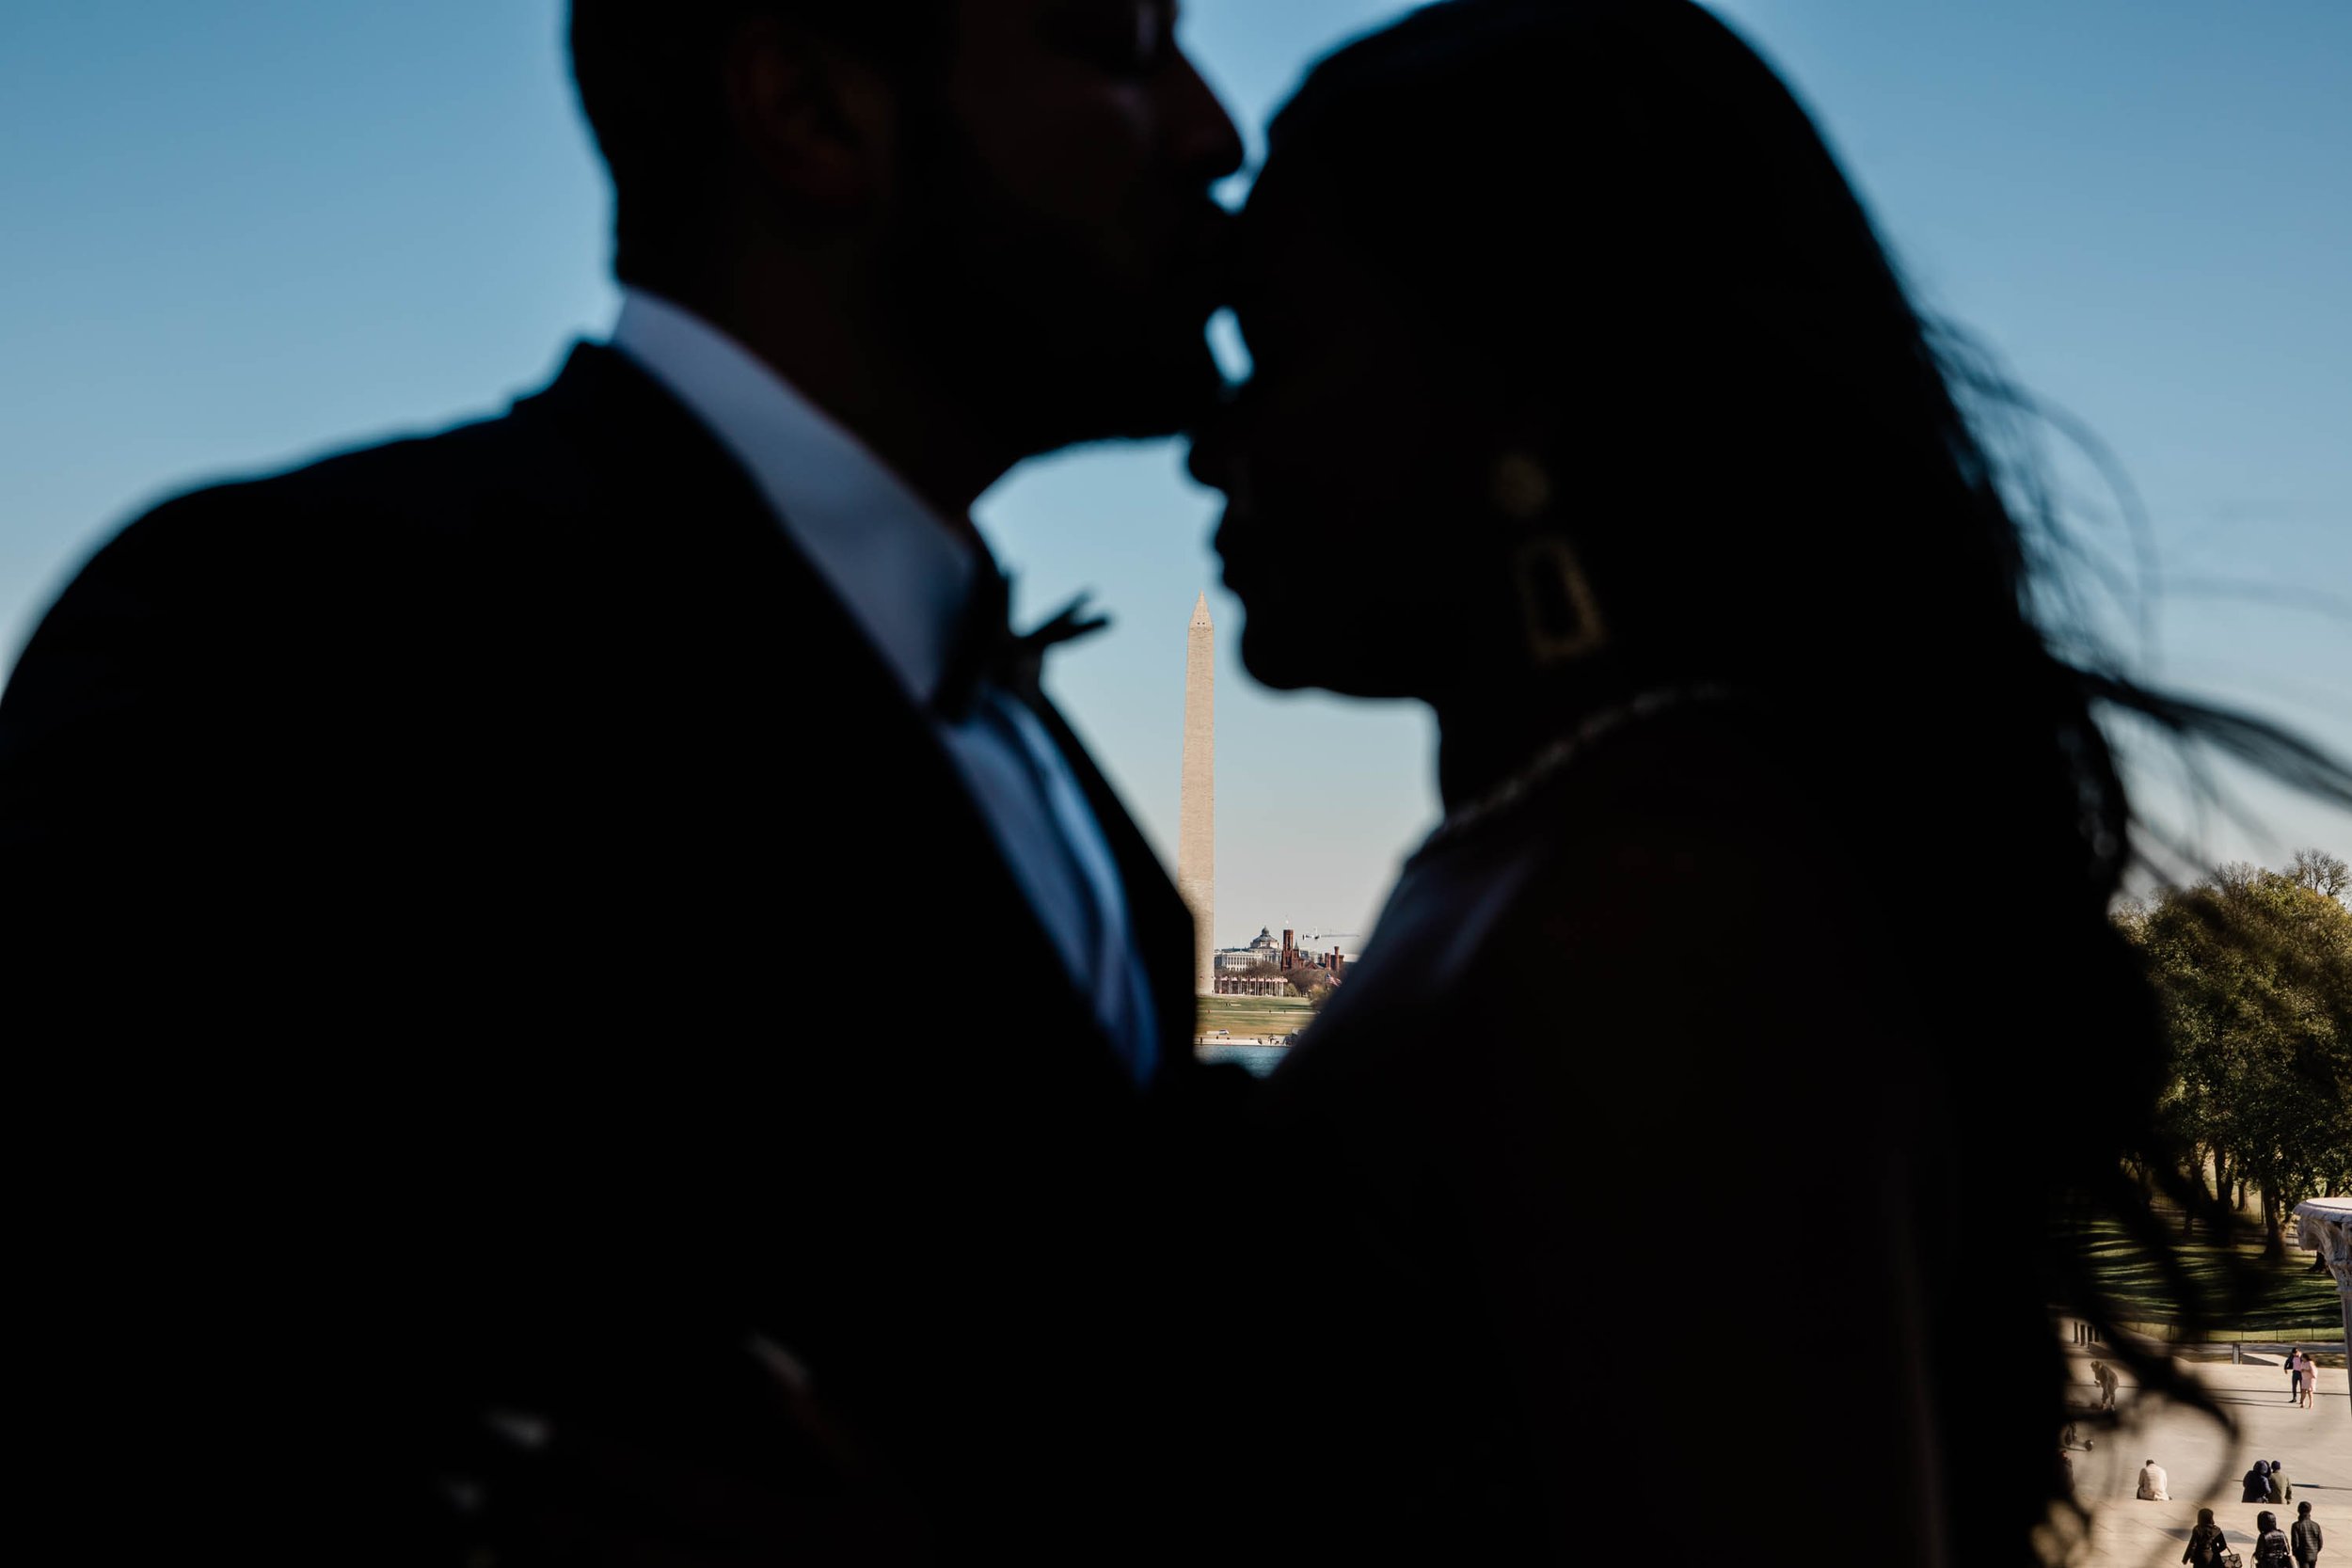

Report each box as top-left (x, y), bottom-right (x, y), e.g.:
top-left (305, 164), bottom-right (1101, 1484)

top-left (4, 1), bottom-right (2346, 942)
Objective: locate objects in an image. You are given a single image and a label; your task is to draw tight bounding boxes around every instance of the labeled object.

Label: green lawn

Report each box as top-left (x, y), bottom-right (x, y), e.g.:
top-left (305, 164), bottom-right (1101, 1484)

top-left (2056, 1203), bottom-right (2343, 1340)
top-left (1195, 994), bottom-right (1315, 1041)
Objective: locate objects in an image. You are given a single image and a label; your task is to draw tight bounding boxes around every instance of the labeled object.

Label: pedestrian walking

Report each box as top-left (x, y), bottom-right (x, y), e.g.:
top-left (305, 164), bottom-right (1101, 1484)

top-left (2094, 1358), bottom-right (2121, 1411)
top-left (2289, 1348), bottom-right (2306, 1405)
top-left (2247, 1461), bottom-right (2275, 1503)
top-left (2185, 1508), bottom-right (2228, 1568)
top-left (2141, 1459), bottom-right (2172, 1501)
top-left (2258, 1511), bottom-right (2295, 1568)
top-left (2292, 1502), bottom-right (2323, 1568)
top-left (2270, 1461), bottom-right (2292, 1505)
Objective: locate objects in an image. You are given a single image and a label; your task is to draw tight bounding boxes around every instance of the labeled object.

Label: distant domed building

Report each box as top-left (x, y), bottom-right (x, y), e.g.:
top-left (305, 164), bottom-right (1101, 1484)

top-left (1209, 926), bottom-right (1351, 995)
top-left (1213, 927), bottom-right (1279, 973)
top-left (1210, 927), bottom-right (1290, 994)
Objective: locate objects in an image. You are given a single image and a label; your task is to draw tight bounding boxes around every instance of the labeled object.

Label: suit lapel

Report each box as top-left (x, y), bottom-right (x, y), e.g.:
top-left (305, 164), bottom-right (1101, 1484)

top-left (1019, 690), bottom-right (1200, 1082)
top-left (523, 344), bottom-right (1137, 1085)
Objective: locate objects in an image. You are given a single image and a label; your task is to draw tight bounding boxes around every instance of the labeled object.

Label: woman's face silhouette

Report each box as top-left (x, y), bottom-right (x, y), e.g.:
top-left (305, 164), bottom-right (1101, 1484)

top-left (1189, 158), bottom-right (1514, 702)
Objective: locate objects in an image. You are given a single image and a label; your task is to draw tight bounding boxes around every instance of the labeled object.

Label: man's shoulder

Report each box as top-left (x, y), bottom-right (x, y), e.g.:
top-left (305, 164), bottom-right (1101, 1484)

top-left (107, 388), bottom-right (573, 571)
top-left (32, 348), bottom-right (717, 659)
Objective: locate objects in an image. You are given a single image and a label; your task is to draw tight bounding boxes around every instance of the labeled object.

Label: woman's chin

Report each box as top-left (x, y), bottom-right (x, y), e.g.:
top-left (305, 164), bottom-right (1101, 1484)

top-left (1237, 618), bottom-right (1418, 701)
top-left (1234, 622), bottom-right (1317, 692)
top-left (1234, 614), bottom-right (1336, 693)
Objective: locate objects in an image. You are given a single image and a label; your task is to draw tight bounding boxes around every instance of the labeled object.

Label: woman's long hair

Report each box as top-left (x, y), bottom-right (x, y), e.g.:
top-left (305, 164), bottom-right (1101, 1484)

top-left (1269, 2), bottom-right (2352, 1561)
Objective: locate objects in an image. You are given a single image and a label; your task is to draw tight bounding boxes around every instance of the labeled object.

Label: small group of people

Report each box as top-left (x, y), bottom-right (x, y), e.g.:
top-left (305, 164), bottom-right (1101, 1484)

top-left (2245, 1459), bottom-right (2296, 1505)
top-left (2285, 1347), bottom-right (2321, 1407)
top-left (2185, 1503), bottom-right (2324, 1568)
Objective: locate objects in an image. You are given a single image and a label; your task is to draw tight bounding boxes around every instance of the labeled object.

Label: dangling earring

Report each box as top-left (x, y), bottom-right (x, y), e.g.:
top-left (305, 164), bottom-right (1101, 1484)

top-left (1514, 535), bottom-right (1608, 664)
top-left (1490, 451), bottom-right (1607, 665)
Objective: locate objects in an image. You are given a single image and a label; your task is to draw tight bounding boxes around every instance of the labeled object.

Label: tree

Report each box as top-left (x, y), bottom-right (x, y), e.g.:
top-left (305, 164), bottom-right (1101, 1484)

top-left (2122, 851), bottom-right (2352, 1257)
top-left (2288, 847), bottom-right (2350, 900)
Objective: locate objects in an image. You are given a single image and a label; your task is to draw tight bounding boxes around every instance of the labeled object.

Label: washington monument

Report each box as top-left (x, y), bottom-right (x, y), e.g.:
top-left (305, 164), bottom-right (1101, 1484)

top-left (1179, 593), bottom-right (1215, 996)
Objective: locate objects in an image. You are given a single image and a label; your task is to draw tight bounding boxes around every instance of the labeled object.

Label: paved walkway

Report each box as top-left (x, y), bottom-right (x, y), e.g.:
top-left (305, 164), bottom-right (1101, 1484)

top-left (2063, 1350), bottom-right (2348, 1566)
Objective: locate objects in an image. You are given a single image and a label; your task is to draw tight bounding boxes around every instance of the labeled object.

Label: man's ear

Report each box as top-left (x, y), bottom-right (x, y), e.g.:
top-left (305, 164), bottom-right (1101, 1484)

top-left (723, 17), bottom-right (898, 215)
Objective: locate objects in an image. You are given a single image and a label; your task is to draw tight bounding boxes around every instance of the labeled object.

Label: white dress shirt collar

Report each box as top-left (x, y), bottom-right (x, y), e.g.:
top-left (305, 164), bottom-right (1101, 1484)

top-left (607, 289), bottom-right (1159, 1083)
top-left (609, 286), bottom-right (977, 706)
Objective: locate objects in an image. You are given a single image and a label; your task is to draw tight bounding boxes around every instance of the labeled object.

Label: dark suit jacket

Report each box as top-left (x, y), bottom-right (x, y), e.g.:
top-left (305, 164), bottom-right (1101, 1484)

top-left (0, 345), bottom-right (1230, 1562)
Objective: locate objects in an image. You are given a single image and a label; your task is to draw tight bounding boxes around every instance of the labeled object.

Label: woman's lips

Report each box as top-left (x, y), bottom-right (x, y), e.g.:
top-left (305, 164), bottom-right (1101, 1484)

top-left (1213, 513), bottom-right (1264, 594)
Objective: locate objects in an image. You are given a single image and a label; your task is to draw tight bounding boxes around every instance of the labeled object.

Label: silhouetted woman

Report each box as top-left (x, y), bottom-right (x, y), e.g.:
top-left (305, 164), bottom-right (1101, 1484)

top-left (2187, 1509), bottom-right (2228, 1568)
top-left (2249, 1462), bottom-right (2275, 1504)
top-left (1186, 0), bottom-right (2352, 1562)
top-left (2258, 1511), bottom-right (2293, 1568)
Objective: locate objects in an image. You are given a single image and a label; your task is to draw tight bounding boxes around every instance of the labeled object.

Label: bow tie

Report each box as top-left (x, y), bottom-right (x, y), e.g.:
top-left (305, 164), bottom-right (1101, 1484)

top-left (934, 570), bottom-right (1110, 719)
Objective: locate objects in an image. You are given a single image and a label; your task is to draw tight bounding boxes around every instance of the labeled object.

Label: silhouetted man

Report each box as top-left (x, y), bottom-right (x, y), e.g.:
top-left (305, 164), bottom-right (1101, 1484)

top-left (2295, 1501), bottom-right (2324, 1568)
top-left (1, 3), bottom-right (1241, 1561)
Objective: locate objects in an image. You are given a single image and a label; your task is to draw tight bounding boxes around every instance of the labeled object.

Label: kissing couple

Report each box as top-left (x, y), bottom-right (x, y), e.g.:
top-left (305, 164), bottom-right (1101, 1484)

top-left (4, 2), bottom-right (2322, 1564)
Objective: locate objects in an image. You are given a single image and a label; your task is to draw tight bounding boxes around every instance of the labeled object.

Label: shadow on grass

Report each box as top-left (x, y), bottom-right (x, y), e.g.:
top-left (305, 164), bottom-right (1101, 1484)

top-left (2053, 1204), bottom-right (2342, 1338)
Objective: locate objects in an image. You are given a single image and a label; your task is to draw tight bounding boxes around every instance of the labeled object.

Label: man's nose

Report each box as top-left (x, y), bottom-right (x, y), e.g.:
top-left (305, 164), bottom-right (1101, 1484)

top-left (1167, 47), bottom-right (1245, 184)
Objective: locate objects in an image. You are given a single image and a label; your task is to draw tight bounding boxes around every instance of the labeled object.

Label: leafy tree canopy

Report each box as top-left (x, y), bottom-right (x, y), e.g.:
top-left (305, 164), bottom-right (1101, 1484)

top-left (2117, 851), bottom-right (2352, 1254)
